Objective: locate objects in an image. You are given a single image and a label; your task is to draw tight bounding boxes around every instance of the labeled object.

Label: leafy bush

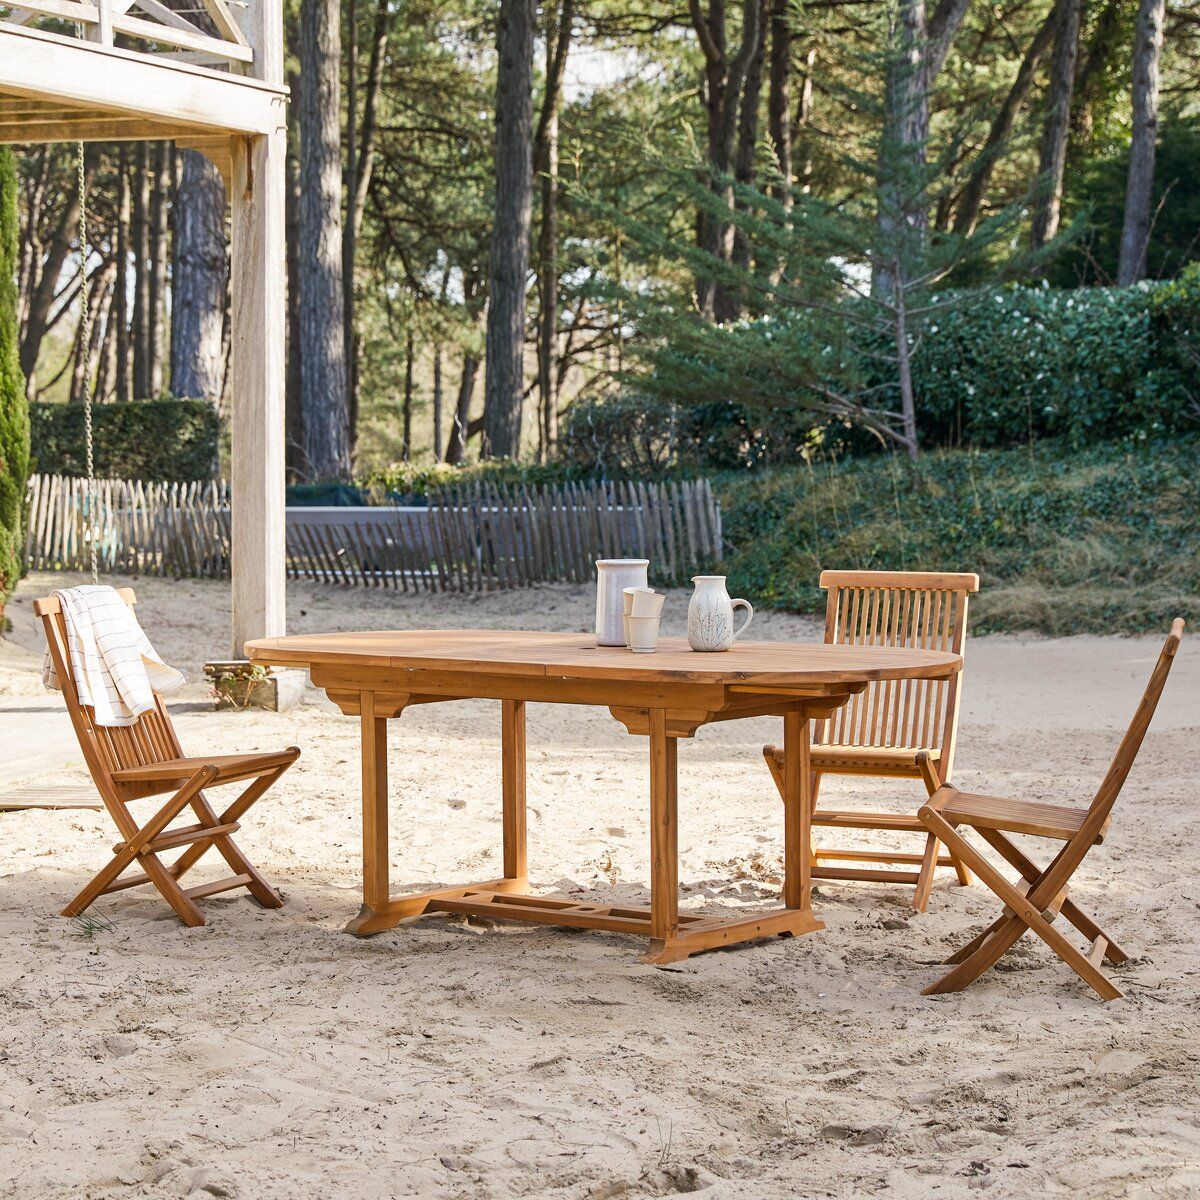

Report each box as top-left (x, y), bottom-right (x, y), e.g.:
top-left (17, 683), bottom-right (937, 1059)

top-left (717, 437), bottom-right (1200, 635)
top-left (0, 147), bottom-right (29, 618)
top-left (359, 457), bottom-right (590, 502)
top-left (626, 278), bottom-right (1200, 463)
top-left (29, 398), bottom-right (219, 481)
top-left (909, 282), bottom-right (1194, 448)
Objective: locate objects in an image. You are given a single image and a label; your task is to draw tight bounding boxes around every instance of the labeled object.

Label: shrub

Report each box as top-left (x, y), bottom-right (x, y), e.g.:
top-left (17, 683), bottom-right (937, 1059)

top-left (0, 147), bottom-right (29, 619)
top-left (29, 398), bottom-right (219, 481)
top-left (359, 457), bottom-right (590, 501)
top-left (625, 279), bottom-right (1200, 464)
top-left (908, 284), bottom-right (1187, 448)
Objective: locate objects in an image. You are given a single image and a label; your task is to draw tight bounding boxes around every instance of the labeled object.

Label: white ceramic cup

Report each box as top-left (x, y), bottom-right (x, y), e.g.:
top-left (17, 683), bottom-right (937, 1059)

top-left (627, 616), bottom-right (661, 654)
top-left (630, 589), bottom-right (664, 619)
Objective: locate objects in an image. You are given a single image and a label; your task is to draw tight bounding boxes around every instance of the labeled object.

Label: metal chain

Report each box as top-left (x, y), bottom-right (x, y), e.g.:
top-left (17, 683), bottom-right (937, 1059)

top-left (76, 137), bottom-right (99, 584)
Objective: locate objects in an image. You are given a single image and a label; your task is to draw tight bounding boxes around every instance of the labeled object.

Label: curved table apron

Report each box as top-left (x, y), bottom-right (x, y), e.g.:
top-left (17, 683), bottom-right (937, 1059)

top-left (246, 631), bottom-right (963, 964)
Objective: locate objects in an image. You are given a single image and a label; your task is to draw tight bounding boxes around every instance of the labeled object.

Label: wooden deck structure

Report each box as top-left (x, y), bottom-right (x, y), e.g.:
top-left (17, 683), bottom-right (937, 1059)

top-left (0, 2), bottom-right (287, 655)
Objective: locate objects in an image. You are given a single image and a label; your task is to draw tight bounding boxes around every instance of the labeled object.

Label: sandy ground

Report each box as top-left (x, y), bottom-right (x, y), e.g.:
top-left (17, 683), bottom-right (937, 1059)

top-left (1, 572), bottom-right (1198, 1200)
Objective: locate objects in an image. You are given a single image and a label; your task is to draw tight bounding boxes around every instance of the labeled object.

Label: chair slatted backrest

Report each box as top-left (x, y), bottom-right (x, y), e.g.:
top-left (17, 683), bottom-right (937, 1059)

top-left (34, 589), bottom-right (183, 820)
top-left (1033, 618), bottom-right (1184, 907)
top-left (817, 570), bottom-right (980, 771)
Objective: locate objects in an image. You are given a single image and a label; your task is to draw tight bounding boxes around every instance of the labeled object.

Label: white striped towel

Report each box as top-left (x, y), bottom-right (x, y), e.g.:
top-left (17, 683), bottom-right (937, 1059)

top-left (42, 585), bottom-right (185, 727)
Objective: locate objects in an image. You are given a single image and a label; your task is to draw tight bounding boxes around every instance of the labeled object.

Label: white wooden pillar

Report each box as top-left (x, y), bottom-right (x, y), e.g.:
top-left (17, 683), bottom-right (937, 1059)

top-left (228, 0), bottom-right (286, 657)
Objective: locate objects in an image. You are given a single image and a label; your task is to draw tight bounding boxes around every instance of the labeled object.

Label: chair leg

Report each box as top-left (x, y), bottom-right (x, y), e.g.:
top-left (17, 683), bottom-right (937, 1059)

top-left (62, 768), bottom-right (217, 924)
top-left (168, 760), bottom-right (294, 905)
top-left (977, 827), bottom-right (1128, 965)
top-left (185, 782), bottom-right (283, 909)
top-left (911, 834), bottom-right (940, 913)
top-left (917, 753), bottom-right (972, 890)
top-left (920, 811), bottom-right (1122, 1000)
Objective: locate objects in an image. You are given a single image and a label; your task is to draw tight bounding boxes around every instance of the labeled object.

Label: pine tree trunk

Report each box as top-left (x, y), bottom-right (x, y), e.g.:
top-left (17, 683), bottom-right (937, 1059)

top-left (285, 47), bottom-right (305, 479)
top-left (20, 149), bottom-right (95, 399)
top-left (1030, 0), bottom-right (1081, 249)
top-left (534, 0), bottom-right (574, 463)
top-left (690, 0), bottom-right (763, 320)
top-left (730, 0), bottom-right (768, 283)
top-left (341, 0), bottom-right (392, 455)
top-left (445, 352), bottom-right (479, 465)
top-left (402, 329), bottom-right (414, 461)
top-left (483, 0), bottom-right (536, 460)
top-left (875, 0), bottom-right (929, 297)
top-left (171, 150), bottom-right (228, 408)
top-left (132, 142), bottom-right (151, 398)
top-left (894, 285), bottom-right (919, 460)
top-left (299, 0), bottom-right (351, 480)
top-left (432, 341), bottom-right (443, 460)
top-left (953, 7), bottom-right (1057, 236)
top-left (1117, 0), bottom-right (1165, 284)
top-left (767, 0), bottom-right (791, 197)
top-left (115, 149), bottom-right (131, 403)
top-left (148, 141), bottom-right (170, 396)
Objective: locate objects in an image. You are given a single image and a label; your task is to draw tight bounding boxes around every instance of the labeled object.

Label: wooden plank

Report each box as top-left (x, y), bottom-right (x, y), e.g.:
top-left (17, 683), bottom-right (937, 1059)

top-left (229, 126), bottom-right (287, 657)
top-left (0, 27), bottom-right (284, 137)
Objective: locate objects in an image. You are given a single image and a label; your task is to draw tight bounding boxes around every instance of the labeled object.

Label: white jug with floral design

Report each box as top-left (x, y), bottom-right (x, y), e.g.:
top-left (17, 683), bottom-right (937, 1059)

top-left (687, 576), bottom-right (753, 652)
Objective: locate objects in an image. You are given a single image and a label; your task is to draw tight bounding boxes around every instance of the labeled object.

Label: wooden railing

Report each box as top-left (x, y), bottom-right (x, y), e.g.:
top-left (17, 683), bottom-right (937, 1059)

top-left (23, 474), bottom-right (722, 590)
top-left (0, 0), bottom-right (253, 68)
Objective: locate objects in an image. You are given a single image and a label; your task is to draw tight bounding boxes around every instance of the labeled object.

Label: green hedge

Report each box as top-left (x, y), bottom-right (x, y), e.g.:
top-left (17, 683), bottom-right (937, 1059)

top-left (631, 272), bottom-right (1200, 465)
top-left (717, 437), bottom-right (1200, 635)
top-left (0, 147), bottom-right (29, 616)
top-left (29, 398), bottom-right (219, 481)
top-left (910, 272), bottom-right (1200, 448)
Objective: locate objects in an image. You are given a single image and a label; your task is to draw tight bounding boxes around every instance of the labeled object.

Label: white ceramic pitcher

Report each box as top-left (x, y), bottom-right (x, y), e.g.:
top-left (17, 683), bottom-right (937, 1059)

top-left (687, 575), bottom-right (753, 652)
top-left (595, 559), bottom-right (649, 646)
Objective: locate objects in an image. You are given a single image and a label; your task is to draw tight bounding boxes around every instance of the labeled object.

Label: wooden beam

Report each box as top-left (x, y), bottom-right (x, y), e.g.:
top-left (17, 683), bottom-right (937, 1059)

top-left (229, 127), bottom-right (287, 654)
top-left (0, 24), bottom-right (285, 137)
top-left (0, 113), bottom-right (187, 143)
top-left (225, 0), bottom-right (285, 655)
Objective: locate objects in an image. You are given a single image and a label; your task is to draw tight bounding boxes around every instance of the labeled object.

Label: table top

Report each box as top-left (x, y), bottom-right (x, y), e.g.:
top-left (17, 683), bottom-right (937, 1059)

top-left (246, 630), bottom-right (962, 688)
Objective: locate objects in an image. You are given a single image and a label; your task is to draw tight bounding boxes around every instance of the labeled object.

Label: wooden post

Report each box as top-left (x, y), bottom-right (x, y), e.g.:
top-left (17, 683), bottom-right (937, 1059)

top-left (649, 708), bottom-right (679, 940)
top-left (783, 705), bottom-right (811, 911)
top-left (501, 699), bottom-right (527, 881)
top-left (228, 0), bottom-right (287, 656)
top-left (359, 690), bottom-right (389, 914)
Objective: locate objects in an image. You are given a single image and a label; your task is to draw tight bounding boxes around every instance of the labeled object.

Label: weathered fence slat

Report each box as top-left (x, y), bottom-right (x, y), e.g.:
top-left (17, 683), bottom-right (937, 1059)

top-left (24, 474), bottom-right (721, 592)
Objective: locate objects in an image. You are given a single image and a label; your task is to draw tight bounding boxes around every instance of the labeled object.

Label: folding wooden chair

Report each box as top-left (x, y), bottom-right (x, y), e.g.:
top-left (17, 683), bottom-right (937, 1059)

top-left (917, 618), bottom-right (1185, 1000)
top-left (764, 570), bottom-right (980, 911)
top-left (36, 588), bottom-right (299, 927)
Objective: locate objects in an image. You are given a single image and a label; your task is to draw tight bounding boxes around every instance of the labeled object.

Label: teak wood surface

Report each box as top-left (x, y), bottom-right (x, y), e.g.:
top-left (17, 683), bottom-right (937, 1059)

top-left (247, 630), bottom-right (962, 964)
top-left (763, 569), bottom-right (980, 911)
top-left (35, 588), bottom-right (298, 926)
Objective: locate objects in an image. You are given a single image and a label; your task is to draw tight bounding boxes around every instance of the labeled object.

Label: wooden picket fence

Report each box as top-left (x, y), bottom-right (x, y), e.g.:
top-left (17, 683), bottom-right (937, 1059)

top-left (24, 474), bottom-right (231, 577)
top-left (23, 474), bottom-right (722, 590)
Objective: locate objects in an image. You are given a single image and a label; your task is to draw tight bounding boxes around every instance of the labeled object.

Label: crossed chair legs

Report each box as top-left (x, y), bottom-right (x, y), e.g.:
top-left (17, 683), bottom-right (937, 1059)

top-left (762, 748), bottom-right (972, 912)
top-left (63, 751), bottom-right (298, 927)
top-left (915, 755), bottom-right (1127, 1001)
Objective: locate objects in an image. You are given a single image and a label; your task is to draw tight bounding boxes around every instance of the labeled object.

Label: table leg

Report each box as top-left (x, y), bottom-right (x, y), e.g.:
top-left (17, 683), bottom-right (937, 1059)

top-left (648, 707), bottom-right (679, 944)
top-left (502, 699), bottom-right (528, 883)
top-left (783, 705), bottom-right (811, 911)
top-left (347, 690), bottom-right (389, 935)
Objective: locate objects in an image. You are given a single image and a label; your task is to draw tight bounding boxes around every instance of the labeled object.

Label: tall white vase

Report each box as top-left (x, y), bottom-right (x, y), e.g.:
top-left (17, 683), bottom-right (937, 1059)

top-left (595, 559), bottom-right (649, 646)
top-left (687, 575), bottom-right (753, 652)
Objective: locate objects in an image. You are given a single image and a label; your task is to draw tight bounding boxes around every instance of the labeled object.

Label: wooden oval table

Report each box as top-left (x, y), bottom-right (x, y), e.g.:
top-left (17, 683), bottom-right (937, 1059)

top-left (246, 631), bottom-right (962, 964)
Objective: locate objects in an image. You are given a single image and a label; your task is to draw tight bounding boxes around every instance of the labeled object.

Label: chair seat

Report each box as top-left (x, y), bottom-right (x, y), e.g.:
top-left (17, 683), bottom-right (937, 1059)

top-left (927, 786), bottom-right (1103, 843)
top-left (111, 749), bottom-right (299, 787)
